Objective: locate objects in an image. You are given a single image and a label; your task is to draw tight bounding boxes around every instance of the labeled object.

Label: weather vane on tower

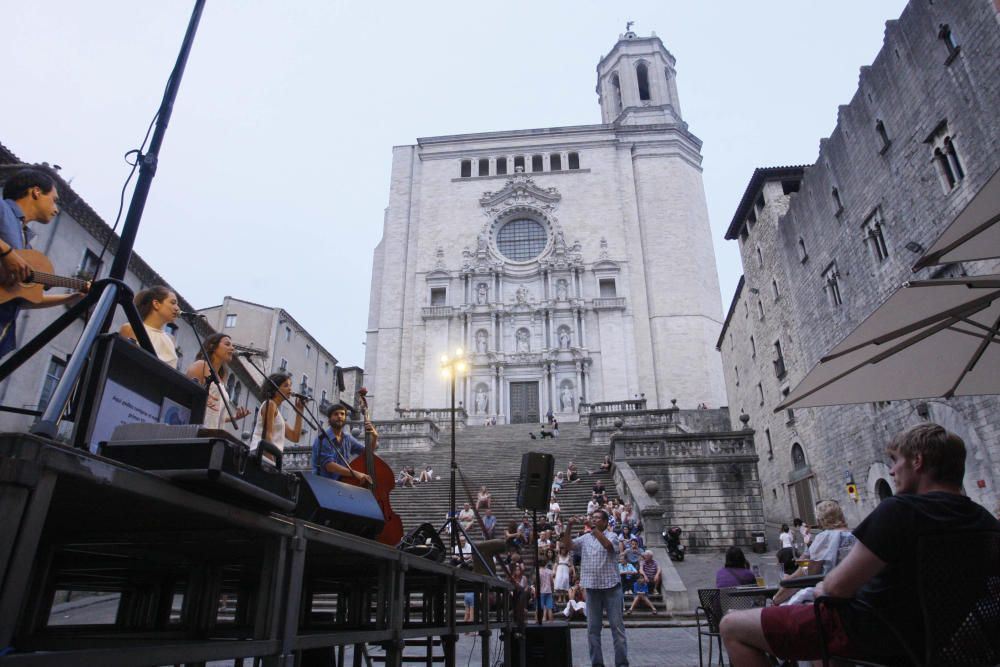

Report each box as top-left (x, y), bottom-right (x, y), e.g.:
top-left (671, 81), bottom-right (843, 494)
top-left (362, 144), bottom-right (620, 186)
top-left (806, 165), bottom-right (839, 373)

top-left (626, 20), bottom-right (634, 32)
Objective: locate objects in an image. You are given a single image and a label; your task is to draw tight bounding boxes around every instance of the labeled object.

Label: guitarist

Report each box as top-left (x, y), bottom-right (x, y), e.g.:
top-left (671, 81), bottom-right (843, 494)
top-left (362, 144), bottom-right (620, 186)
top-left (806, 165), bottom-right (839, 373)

top-left (313, 403), bottom-right (378, 485)
top-left (1, 168), bottom-right (88, 356)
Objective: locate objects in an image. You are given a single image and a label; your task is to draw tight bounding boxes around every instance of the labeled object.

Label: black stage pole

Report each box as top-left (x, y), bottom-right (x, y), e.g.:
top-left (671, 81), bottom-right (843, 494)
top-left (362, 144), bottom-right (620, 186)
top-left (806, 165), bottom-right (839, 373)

top-left (23, 0), bottom-right (206, 438)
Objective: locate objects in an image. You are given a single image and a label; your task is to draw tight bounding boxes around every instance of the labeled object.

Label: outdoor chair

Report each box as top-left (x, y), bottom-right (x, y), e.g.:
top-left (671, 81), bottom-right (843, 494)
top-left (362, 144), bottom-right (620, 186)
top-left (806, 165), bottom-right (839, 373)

top-left (696, 588), bottom-right (725, 667)
top-left (815, 530), bottom-right (1000, 667)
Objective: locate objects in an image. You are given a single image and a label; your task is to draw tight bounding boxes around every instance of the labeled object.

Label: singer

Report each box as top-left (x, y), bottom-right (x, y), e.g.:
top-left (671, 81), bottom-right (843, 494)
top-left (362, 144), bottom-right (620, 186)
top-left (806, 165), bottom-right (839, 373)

top-left (118, 285), bottom-right (180, 368)
top-left (251, 372), bottom-right (304, 466)
top-left (313, 403), bottom-right (378, 485)
top-left (185, 333), bottom-right (250, 429)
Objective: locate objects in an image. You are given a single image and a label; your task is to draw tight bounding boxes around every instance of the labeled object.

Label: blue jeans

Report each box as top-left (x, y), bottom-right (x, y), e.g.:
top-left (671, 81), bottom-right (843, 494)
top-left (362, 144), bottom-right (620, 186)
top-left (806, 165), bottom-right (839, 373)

top-left (585, 584), bottom-right (628, 667)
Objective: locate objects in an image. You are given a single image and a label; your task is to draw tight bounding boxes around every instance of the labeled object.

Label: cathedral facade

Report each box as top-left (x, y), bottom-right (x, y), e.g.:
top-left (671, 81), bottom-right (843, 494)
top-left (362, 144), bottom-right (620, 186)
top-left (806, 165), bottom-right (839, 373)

top-left (365, 31), bottom-right (726, 423)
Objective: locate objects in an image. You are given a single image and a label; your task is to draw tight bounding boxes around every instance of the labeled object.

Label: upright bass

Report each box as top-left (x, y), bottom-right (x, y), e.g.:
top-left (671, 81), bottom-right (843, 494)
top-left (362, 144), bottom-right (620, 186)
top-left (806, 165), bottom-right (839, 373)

top-left (341, 388), bottom-right (404, 546)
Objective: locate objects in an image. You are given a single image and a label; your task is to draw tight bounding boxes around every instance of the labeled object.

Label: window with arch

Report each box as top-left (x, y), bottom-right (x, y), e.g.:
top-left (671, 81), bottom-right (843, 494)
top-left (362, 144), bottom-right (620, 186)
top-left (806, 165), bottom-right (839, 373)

top-left (610, 73), bottom-right (623, 114)
top-left (875, 478), bottom-right (893, 500)
top-left (927, 121), bottom-right (964, 192)
top-left (496, 219), bottom-right (547, 262)
top-left (791, 443), bottom-right (807, 470)
top-left (636, 62), bottom-right (651, 101)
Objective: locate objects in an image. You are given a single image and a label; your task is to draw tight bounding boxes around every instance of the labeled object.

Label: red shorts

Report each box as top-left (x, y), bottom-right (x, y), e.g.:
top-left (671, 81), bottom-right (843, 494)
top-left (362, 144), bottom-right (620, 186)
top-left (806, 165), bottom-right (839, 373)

top-left (760, 603), bottom-right (861, 660)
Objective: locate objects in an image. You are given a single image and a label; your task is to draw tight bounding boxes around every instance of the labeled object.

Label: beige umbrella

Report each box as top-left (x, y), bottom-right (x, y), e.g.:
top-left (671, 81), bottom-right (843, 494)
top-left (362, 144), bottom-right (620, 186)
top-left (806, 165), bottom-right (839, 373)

top-left (775, 276), bottom-right (1000, 410)
top-left (913, 165), bottom-right (1000, 270)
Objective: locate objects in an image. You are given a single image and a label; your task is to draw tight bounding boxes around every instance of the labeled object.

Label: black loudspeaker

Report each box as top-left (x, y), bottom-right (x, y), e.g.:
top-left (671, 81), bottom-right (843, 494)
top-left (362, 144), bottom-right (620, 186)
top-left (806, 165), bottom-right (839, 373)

top-left (294, 472), bottom-right (385, 538)
top-left (511, 622), bottom-right (572, 667)
top-left (516, 451), bottom-right (554, 511)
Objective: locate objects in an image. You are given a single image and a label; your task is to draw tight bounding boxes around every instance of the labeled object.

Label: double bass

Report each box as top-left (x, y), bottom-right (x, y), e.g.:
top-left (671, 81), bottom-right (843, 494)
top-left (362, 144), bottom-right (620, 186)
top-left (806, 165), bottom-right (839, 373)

top-left (341, 388), bottom-right (404, 546)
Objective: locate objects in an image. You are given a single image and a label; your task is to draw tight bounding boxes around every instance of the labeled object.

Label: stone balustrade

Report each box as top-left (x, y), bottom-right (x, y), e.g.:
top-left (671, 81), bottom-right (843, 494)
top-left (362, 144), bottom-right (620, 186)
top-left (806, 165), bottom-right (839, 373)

top-left (394, 407), bottom-right (467, 429)
top-left (592, 296), bottom-right (626, 310)
top-left (580, 398), bottom-right (647, 414)
top-left (421, 306), bottom-right (454, 319)
top-left (614, 434), bottom-right (756, 461)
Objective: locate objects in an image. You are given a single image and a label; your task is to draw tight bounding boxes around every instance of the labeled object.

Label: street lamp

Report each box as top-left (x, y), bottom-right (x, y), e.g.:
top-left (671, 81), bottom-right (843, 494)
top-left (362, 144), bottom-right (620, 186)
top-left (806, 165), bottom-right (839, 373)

top-left (440, 348), bottom-right (467, 554)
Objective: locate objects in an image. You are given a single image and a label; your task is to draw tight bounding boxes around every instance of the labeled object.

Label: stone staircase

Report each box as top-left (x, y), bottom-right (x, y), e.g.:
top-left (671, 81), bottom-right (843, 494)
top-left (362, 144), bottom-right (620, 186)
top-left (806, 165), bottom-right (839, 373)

top-left (375, 422), bottom-right (681, 626)
top-left (378, 421), bottom-right (605, 543)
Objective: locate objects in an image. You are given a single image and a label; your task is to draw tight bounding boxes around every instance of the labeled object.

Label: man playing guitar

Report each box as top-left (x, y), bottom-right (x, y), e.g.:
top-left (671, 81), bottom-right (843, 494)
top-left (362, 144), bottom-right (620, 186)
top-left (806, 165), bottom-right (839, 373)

top-left (313, 403), bottom-right (378, 485)
top-left (0, 169), bottom-right (88, 356)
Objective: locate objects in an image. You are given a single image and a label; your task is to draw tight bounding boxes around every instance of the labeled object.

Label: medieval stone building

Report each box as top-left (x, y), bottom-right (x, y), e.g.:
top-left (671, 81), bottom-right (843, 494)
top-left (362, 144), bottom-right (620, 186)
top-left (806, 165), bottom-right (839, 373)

top-left (718, 0), bottom-right (1000, 529)
top-left (365, 30), bottom-right (727, 423)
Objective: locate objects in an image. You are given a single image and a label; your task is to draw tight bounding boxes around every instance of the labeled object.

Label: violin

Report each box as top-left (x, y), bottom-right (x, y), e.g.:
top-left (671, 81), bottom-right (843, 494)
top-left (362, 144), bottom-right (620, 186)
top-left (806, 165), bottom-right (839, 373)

top-left (341, 387), bottom-right (404, 546)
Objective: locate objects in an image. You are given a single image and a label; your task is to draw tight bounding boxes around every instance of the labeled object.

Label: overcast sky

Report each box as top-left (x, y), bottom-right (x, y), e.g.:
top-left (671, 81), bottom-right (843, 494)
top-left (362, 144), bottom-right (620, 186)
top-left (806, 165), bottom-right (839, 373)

top-left (4, 1), bottom-right (908, 367)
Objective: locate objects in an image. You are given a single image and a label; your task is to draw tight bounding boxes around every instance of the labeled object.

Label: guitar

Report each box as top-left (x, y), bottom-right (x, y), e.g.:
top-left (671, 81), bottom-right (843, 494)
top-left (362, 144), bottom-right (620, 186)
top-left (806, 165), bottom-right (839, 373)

top-left (0, 249), bottom-right (89, 305)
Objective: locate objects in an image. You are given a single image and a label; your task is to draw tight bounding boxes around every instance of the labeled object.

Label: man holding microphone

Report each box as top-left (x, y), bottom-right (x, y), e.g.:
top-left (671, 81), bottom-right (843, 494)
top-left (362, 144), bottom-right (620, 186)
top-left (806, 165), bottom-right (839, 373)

top-left (561, 509), bottom-right (629, 667)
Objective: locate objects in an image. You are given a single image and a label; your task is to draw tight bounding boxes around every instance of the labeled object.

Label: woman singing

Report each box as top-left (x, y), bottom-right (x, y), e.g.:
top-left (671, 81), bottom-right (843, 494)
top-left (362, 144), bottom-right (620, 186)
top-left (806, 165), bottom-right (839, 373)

top-left (119, 285), bottom-right (180, 368)
top-left (250, 372), bottom-right (304, 466)
top-left (185, 333), bottom-right (250, 430)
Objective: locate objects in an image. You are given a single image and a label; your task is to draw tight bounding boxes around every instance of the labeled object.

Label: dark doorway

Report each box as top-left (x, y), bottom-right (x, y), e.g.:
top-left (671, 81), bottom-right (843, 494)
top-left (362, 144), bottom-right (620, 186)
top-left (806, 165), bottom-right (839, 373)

top-left (509, 382), bottom-right (540, 424)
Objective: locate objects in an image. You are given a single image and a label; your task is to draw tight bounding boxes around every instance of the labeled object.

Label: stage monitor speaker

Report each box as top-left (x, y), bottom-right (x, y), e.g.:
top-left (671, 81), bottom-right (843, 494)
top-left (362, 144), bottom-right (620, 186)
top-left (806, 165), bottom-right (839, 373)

top-left (511, 622), bottom-right (571, 667)
top-left (294, 472), bottom-right (385, 538)
top-left (73, 334), bottom-right (207, 453)
top-left (516, 451), bottom-right (554, 511)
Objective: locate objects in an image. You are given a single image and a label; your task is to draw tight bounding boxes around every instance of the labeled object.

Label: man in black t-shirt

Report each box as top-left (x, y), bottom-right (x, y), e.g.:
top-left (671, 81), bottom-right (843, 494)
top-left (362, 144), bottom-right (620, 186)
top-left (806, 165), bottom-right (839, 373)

top-left (720, 423), bottom-right (1000, 666)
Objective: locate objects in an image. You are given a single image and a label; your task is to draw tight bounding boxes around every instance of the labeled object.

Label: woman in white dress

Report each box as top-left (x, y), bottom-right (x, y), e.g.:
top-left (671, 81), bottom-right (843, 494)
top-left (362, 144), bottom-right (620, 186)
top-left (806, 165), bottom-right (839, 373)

top-left (553, 543), bottom-right (574, 602)
top-left (250, 372), bottom-right (304, 466)
top-left (185, 333), bottom-right (250, 430)
top-left (119, 285), bottom-right (180, 368)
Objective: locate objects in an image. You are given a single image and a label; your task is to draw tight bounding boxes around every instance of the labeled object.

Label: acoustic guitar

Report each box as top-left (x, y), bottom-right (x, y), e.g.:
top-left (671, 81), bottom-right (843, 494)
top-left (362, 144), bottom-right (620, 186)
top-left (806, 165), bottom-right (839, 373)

top-left (0, 248), bottom-right (89, 305)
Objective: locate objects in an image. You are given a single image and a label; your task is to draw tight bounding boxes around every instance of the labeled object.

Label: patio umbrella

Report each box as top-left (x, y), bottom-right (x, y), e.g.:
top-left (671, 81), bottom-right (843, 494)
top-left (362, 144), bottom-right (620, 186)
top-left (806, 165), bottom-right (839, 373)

top-left (912, 165), bottom-right (1000, 270)
top-left (775, 276), bottom-right (1000, 410)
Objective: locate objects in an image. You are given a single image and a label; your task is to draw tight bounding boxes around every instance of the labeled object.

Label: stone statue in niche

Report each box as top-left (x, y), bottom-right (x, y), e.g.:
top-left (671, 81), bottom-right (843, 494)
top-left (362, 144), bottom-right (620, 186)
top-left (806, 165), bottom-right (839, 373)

top-left (516, 329), bottom-right (530, 352)
top-left (560, 385), bottom-right (574, 411)
top-left (477, 231), bottom-right (489, 252)
top-left (475, 388), bottom-right (489, 415)
top-left (476, 283), bottom-right (488, 305)
top-left (558, 328), bottom-right (571, 349)
top-left (554, 229), bottom-right (567, 250)
top-left (475, 330), bottom-right (488, 354)
top-left (515, 285), bottom-right (529, 305)
top-left (556, 279), bottom-right (568, 301)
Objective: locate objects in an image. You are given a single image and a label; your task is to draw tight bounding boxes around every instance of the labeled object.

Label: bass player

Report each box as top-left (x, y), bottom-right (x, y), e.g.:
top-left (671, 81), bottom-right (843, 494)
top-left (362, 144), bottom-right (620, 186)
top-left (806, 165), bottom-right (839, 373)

top-left (313, 403), bottom-right (378, 485)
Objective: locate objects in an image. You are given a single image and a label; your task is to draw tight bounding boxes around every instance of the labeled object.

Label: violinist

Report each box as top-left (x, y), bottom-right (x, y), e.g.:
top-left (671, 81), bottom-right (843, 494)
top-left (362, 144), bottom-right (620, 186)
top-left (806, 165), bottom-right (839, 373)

top-left (313, 403), bottom-right (378, 485)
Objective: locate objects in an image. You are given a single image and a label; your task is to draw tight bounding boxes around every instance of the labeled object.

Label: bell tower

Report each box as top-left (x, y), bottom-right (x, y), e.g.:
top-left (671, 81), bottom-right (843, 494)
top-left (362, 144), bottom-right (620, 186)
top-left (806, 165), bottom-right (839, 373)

top-left (596, 27), bottom-right (683, 125)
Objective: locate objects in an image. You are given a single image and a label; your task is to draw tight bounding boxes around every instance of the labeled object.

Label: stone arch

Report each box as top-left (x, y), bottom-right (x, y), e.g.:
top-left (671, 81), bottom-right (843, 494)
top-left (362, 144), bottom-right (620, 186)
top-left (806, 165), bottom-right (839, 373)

top-left (791, 442), bottom-right (807, 470)
top-left (635, 61), bottom-right (651, 101)
top-left (610, 72), bottom-right (623, 114)
top-left (875, 479), bottom-right (893, 500)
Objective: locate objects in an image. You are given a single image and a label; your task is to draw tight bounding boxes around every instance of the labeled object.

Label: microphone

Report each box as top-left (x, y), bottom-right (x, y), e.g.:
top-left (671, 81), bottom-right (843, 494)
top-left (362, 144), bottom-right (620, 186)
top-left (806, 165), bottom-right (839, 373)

top-left (178, 311), bottom-right (207, 319)
top-left (235, 350), bottom-right (264, 358)
top-left (291, 392), bottom-right (313, 402)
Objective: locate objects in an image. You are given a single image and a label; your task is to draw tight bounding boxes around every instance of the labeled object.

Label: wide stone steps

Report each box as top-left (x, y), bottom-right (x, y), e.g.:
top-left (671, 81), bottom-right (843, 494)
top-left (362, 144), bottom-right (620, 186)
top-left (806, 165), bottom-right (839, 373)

top-left (377, 423), bottom-right (614, 544)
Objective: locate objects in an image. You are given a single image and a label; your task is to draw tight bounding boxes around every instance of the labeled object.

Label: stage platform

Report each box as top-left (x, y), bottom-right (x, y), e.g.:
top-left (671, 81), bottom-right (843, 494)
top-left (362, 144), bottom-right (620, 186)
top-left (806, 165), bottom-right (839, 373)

top-left (0, 433), bottom-right (513, 666)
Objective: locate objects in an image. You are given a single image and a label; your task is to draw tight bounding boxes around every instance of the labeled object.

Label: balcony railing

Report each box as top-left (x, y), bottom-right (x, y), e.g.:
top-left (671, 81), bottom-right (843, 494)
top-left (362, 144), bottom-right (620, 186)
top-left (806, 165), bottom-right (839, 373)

top-left (580, 398), bottom-right (646, 414)
top-left (421, 306), bottom-right (454, 319)
top-left (593, 297), bottom-right (626, 310)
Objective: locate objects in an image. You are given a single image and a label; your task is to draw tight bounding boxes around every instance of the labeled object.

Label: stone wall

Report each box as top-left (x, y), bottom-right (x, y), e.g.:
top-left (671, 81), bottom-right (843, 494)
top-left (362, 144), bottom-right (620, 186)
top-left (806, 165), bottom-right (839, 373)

top-left (611, 428), bottom-right (765, 552)
top-left (718, 0), bottom-right (1000, 528)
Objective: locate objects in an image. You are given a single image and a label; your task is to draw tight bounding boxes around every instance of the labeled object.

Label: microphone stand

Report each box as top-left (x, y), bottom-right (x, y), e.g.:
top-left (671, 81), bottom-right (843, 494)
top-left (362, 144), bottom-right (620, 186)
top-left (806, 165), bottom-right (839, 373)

top-left (181, 312), bottom-right (238, 428)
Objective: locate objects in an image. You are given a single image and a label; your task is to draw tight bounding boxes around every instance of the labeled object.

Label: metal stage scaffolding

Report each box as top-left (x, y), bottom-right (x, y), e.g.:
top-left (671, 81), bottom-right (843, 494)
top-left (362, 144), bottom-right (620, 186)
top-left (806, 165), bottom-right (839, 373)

top-left (0, 434), bottom-right (514, 666)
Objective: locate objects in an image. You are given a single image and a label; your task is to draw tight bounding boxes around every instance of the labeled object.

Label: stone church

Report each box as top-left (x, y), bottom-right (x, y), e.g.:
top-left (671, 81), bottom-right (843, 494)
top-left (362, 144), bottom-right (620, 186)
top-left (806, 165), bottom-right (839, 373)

top-left (365, 29), bottom-right (727, 423)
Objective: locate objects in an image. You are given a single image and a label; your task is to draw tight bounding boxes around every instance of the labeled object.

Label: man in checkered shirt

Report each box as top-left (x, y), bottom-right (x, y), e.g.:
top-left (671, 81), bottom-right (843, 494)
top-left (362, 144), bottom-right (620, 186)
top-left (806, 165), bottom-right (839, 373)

top-left (561, 509), bottom-right (629, 667)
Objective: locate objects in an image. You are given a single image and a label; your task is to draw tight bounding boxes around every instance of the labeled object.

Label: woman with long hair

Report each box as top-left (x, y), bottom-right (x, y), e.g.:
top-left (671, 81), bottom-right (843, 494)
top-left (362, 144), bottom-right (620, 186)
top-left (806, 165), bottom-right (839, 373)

top-left (119, 285), bottom-right (180, 368)
top-left (185, 333), bottom-right (250, 429)
top-left (250, 371), bottom-right (304, 466)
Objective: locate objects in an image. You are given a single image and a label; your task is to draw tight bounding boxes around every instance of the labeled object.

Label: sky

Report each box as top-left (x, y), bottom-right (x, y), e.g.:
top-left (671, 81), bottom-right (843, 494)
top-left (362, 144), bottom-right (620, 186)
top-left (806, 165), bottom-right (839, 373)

top-left (4, 1), bottom-right (908, 367)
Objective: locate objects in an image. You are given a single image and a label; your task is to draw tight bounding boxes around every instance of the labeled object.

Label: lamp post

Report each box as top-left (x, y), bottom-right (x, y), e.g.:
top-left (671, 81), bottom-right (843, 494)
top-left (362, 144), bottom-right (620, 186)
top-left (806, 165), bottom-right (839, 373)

top-left (440, 348), bottom-right (467, 555)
